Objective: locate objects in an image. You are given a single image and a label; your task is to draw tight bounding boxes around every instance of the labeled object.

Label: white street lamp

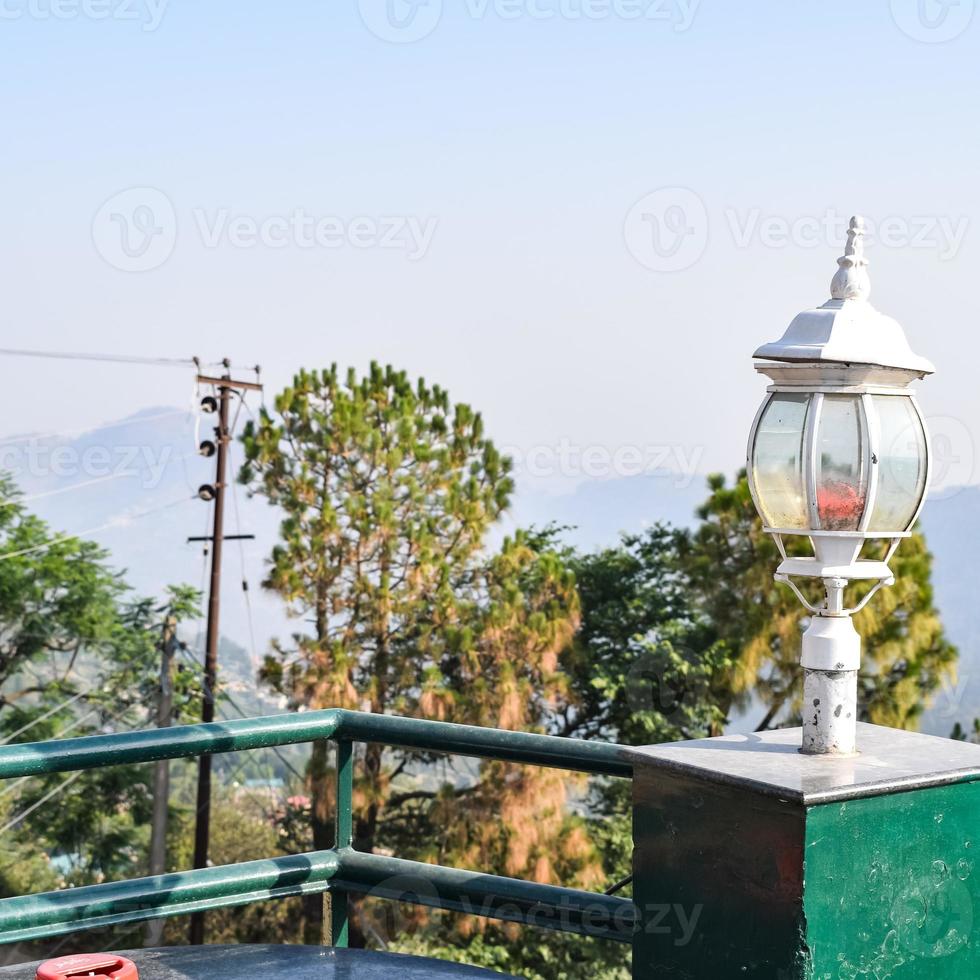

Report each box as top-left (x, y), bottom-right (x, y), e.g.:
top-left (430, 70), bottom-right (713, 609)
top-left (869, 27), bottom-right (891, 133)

top-left (746, 216), bottom-right (934, 754)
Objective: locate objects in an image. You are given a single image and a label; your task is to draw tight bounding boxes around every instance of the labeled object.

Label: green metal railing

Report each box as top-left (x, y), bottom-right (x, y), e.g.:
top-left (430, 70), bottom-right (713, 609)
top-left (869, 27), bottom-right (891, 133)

top-left (0, 710), bottom-right (636, 946)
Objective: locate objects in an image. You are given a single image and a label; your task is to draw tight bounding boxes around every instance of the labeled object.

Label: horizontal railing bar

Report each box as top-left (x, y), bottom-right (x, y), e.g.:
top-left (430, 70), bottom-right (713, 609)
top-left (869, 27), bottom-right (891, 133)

top-left (0, 710), bottom-right (633, 780)
top-left (333, 850), bottom-right (636, 944)
top-left (0, 847), bottom-right (635, 946)
top-left (0, 711), bottom-right (344, 779)
top-left (334, 712), bottom-right (633, 778)
top-left (0, 850), bottom-right (342, 944)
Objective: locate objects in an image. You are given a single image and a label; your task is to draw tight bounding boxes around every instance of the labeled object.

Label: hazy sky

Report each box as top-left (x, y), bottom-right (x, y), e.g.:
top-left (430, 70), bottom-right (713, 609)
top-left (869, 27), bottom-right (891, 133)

top-left (2, 1), bottom-right (979, 499)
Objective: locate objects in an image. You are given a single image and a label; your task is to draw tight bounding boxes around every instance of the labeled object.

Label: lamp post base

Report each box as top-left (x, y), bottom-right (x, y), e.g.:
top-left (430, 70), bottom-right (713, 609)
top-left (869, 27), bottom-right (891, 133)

top-left (801, 667), bottom-right (858, 754)
top-left (800, 611), bottom-right (860, 753)
top-left (630, 723), bottom-right (980, 978)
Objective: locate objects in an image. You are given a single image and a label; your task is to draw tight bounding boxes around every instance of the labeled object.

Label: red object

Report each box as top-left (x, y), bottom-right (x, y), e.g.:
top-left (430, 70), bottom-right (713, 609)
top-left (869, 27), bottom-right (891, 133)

top-left (816, 481), bottom-right (865, 529)
top-left (37, 955), bottom-right (138, 980)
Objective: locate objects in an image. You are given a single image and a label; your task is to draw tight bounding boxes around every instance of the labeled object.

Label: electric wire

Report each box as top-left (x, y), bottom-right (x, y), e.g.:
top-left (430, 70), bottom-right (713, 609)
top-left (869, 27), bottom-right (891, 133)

top-left (226, 405), bottom-right (261, 678)
top-left (18, 472), bottom-right (149, 503)
top-left (0, 495), bottom-right (194, 562)
top-left (0, 770), bottom-right (86, 834)
top-left (0, 690), bottom-right (88, 745)
top-left (0, 408), bottom-right (190, 449)
top-left (193, 392), bottom-right (303, 785)
top-left (0, 701), bottom-right (134, 830)
top-left (17, 450), bottom-right (201, 505)
top-left (0, 359), bottom-right (270, 853)
top-left (175, 644), bottom-right (304, 785)
top-left (0, 705), bottom-right (104, 802)
top-left (174, 641), bottom-right (285, 814)
top-left (0, 348), bottom-right (199, 368)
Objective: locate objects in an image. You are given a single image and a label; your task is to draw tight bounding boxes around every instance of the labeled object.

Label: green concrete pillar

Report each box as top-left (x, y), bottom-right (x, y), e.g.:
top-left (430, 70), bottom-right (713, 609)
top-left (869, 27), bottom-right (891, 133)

top-left (630, 723), bottom-right (980, 978)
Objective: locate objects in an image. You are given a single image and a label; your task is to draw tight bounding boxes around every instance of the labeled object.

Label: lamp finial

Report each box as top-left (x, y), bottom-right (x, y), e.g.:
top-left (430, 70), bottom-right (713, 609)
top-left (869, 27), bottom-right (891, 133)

top-left (830, 215), bottom-right (870, 302)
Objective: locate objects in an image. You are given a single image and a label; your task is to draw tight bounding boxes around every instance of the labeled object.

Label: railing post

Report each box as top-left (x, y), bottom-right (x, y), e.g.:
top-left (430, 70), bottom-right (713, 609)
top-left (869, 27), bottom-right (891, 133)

top-left (330, 738), bottom-right (353, 948)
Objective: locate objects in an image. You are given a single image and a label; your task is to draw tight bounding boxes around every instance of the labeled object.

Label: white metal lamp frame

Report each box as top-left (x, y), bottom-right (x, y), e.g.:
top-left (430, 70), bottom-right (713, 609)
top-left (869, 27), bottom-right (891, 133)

top-left (745, 216), bottom-right (934, 755)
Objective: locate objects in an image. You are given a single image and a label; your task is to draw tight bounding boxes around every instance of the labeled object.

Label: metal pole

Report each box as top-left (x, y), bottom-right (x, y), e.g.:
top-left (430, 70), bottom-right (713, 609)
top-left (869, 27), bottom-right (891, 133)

top-left (145, 614), bottom-right (177, 946)
top-left (800, 577), bottom-right (860, 755)
top-left (330, 739), bottom-right (353, 947)
top-left (189, 379), bottom-right (231, 945)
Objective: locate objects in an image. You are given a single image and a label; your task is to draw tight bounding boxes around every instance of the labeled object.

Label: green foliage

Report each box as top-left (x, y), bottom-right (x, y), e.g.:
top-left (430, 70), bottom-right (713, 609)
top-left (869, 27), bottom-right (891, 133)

top-left (0, 475), bottom-right (124, 702)
top-left (239, 362), bottom-right (512, 715)
top-left (392, 924), bottom-right (631, 980)
top-left (0, 381), bottom-right (952, 978)
top-left (0, 479), bottom-right (201, 904)
top-left (557, 524), bottom-right (731, 746)
top-left (165, 787), bottom-right (305, 945)
top-left (951, 718), bottom-right (980, 743)
top-left (241, 364), bottom-right (595, 949)
top-left (546, 522), bottom-right (733, 978)
top-left (675, 471), bottom-right (957, 730)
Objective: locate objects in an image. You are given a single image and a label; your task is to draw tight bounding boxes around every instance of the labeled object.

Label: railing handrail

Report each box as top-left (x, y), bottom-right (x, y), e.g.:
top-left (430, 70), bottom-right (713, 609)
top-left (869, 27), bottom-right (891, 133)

top-left (0, 708), bottom-right (634, 780)
top-left (0, 709), bottom-right (636, 949)
top-left (0, 848), bottom-right (634, 945)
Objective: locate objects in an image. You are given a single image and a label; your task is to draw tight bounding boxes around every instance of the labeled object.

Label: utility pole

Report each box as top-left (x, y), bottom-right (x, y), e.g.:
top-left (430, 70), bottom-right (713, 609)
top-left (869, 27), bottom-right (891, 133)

top-left (189, 363), bottom-right (262, 946)
top-left (145, 611), bottom-right (178, 947)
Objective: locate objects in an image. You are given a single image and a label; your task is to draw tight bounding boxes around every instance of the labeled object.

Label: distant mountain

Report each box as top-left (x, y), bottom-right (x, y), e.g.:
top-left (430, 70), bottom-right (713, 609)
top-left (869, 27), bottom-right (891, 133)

top-left (6, 408), bottom-right (977, 737)
top-left (917, 488), bottom-right (980, 735)
top-left (4, 406), bottom-right (289, 676)
top-left (515, 474), bottom-right (979, 736)
top-left (508, 471), bottom-right (706, 551)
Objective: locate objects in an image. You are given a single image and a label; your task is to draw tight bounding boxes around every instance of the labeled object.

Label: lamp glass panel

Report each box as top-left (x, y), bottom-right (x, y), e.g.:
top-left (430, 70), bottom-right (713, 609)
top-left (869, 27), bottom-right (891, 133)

top-left (816, 394), bottom-right (868, 531)
top-left (751, 393), bottom-right (809, 529)
top-left (868, 395), bottom-right (927, 531)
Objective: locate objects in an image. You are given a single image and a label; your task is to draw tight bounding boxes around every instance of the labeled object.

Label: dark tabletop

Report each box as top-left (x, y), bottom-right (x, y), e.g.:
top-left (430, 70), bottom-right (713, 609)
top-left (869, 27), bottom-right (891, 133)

top-left (0, 945), bottom-right (520, 980)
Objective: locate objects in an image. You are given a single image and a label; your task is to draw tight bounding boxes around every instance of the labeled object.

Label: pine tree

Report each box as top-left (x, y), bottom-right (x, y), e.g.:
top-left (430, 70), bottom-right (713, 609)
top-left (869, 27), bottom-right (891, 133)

top-left (240, 363), bottom-right (599, 942)
top-left (677, 472), bottom-right (956, 731)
